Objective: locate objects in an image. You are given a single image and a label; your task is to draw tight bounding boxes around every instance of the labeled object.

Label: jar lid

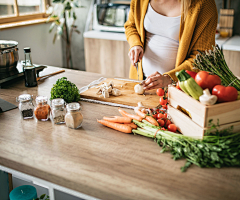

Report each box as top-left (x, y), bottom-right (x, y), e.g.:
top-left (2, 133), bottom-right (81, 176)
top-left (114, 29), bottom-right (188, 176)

top-left (66, 102), bottom-right (80, 111)
top-left (36, 96), bottom-right (48, 104)
top-left (51, 98), bottom-right (64, 107)
top-left (17, 94), bottom-right (33, 103)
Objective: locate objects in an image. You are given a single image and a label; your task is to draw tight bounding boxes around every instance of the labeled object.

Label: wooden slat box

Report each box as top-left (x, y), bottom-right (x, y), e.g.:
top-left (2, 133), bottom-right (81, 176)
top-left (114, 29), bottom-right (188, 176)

top-left (168, 86), bottom-right (240, 139)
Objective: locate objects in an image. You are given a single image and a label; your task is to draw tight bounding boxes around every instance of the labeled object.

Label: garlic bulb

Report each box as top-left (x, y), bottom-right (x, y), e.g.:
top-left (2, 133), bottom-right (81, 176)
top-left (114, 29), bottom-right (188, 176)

top-left (199, 89), bottom-right (217, 105)
top-left (134, 84), bottom-right (145, 95)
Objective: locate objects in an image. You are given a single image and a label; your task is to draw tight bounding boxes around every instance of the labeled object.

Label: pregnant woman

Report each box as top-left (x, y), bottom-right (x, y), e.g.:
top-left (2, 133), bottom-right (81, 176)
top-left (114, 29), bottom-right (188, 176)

top-left (124, 0), bottom-right (218, 90)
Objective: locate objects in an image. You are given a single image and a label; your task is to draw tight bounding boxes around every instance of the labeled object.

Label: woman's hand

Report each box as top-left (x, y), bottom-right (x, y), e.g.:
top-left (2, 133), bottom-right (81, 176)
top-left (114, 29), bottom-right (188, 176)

top-left (128, 46), bottom-right (143, 65)
top-left (143, 72), bottom-right (172, 90)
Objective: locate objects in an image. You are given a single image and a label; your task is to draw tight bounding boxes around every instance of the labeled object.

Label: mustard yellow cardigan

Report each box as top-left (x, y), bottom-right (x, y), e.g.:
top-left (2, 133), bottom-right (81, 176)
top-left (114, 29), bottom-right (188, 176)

top-left (124, 0), bottom-right (218, 81)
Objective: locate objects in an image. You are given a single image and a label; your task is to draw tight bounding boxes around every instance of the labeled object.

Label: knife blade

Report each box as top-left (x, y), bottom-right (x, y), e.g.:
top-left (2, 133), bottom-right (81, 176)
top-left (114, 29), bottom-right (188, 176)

top-left (135, 61), bottom-right (139, 81)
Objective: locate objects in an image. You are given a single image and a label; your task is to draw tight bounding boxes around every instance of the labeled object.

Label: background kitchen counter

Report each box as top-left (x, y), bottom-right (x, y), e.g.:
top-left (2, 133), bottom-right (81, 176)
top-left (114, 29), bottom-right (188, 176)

top-left (84, 30), bottom-right (240, 78)
top-left (0, 66), bottom-right (240, 200)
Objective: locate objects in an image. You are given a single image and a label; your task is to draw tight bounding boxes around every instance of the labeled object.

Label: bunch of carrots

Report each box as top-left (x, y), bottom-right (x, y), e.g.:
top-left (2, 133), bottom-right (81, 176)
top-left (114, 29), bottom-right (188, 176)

top-left (97, 108), bottom-right (177, 134)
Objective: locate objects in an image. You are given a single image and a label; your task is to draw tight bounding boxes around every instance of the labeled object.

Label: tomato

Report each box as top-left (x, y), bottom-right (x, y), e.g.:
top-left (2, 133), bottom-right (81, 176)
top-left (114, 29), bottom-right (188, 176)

top-left (157, 113), bottom-right (164, 119)
top-left (176, 81), bottom-right (181, 90)
top-left (195, 71), bottom-right (221, 90)
top-left (185, 70), bottom-right (197, 79)
top-left (212, 85), bottom-right (238, 102)
top-left (156, 88), bottom-right (165, 96)
top-left (165, 119), bottom-right (171, 127)
top-left (159, 97), bottom-right (168, 105)
top-left (162, 105), bottom-right (168, 109)
top-left (160, 127), bottom-right (166, 131)
top-left (152, 114), bottom-right (158, 119)
top-left (168, 124), bottom-right (177, 133)
top-left (157, 119), bottom-right (165, 126)
top-left (164, 113), bottom-right (168, 118)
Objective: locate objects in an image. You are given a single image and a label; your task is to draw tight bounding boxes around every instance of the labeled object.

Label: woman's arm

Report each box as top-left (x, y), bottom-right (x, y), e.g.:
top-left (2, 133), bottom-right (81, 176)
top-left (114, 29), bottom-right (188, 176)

top-left (124, 0), bottom-right (143, 50)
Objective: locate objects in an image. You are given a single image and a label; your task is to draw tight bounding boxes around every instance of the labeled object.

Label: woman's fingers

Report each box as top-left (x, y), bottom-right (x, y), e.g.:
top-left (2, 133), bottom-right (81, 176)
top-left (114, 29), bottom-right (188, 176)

top-left (128, 46), bottom-right (143, 66)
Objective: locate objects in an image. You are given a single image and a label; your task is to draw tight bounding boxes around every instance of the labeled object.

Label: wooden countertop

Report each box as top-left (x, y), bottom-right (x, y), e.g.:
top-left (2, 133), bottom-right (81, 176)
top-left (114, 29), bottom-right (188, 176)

top-left (0, 66), bottom-right (240, 200)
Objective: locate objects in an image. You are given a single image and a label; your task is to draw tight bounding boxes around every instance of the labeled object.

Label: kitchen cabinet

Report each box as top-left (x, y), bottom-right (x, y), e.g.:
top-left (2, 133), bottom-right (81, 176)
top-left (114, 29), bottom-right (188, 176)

top-left (84, 31), bottom-right (131, 78)
top-left (222, 36), bottom-right (240, 77)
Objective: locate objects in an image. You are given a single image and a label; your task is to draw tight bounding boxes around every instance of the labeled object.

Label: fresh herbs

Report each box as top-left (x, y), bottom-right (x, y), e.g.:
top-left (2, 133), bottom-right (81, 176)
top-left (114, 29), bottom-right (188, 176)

top-left (50, 77), bottom-right (80, 103)
top-left (192, 45), bottom-right (240, 91)
top-left (132, 120), bottom-right (240, 172)
top-left (36, 194), bottom-right (49, 200)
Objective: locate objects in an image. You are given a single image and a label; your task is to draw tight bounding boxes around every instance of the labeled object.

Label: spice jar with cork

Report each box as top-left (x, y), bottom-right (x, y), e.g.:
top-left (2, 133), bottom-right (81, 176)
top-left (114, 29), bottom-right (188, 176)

top-left (34, 96), bottom-right (50, 121)
top-left (65, 103), bottom-right (83, 129)
top-left (16, 94), bottom-right (34, 119)
top-left (50, 98), bottom-right (66, 124)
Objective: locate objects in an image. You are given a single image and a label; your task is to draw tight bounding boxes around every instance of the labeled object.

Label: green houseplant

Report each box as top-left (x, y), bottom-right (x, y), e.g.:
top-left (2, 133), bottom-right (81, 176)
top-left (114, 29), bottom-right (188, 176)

top-left (47, 0), bottom-right (83, 69)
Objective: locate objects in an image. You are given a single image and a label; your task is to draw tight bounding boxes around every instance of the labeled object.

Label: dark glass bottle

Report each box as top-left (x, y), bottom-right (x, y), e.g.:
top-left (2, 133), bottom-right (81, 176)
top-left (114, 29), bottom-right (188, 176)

top-left (23, 47), bottom-right (37, 87)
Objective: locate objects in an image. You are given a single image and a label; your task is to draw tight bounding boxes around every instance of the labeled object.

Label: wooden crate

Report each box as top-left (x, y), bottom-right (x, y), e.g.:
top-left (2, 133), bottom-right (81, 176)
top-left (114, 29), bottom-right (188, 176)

top-left (168, 86), bottom-right (240, 139)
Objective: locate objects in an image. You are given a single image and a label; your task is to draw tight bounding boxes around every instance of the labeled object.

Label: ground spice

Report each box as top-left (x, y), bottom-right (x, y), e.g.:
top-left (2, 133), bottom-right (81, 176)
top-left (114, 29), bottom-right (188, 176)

top-left (21, 109), bottom-right (33, 118)
top-left (34, 104), bottom-right (50, 121)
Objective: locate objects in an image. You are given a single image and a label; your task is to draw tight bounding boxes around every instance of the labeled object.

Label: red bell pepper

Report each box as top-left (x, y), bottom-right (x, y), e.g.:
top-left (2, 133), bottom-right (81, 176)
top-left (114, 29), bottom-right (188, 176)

top-left (185, 70), bottom-right (197, 79)
top-left (212, 85), bottom-right (238, 103)
top-left (195, 71), bottom-right (221, 91)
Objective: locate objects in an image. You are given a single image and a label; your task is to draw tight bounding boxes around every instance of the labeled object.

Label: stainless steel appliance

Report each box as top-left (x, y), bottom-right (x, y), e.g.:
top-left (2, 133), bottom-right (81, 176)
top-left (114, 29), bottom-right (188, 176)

top-left (0, 40), bottom-right (19, 79)
top-left (93, 3), bottom-right (130, 32)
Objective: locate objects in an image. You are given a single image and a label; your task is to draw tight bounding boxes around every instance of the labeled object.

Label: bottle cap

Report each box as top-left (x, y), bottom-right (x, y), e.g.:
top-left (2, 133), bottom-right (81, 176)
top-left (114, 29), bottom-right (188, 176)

top-left (51, 98), bottom-right (65, 107)
top-left (36, 96), bottom-right (48, 104)
top-left (24, 47), bottom-right (31, 53)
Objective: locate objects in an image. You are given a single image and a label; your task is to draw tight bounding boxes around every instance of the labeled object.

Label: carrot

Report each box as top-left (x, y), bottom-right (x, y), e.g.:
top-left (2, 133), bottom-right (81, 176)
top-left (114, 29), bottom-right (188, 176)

top-left (97, 120), bottom-right (132, 133)
top-left (118, 108), bottom-right (143, 121)
top-left (135, 109), bottom-right (147, 118)
top-left (145, 116), bottom-right (159, 126)
top-left (103, 116), bottom-right (132, 123)
top-left (124, 123), bottom-right (137, 129)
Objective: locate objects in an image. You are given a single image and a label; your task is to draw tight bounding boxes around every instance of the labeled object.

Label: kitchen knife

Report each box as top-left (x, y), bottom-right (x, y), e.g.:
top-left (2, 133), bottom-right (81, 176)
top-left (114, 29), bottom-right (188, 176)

top-left (135, 61), bottom-right (139, 81)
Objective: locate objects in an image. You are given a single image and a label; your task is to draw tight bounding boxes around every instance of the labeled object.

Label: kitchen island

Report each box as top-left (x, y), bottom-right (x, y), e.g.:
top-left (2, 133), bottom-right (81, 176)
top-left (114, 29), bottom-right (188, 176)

top-left (0, 66), bottom-right (240, 200)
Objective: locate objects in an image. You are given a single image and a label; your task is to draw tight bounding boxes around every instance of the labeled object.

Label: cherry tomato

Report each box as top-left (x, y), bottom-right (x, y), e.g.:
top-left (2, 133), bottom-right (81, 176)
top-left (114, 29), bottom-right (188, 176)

top-left (157, 113), bottom-right (164, 119)
top-left (165, 119), bottom-right (171, 128)
top-left (159, 97), bottom-right (168, 105)
top-left (157, 119), bottom-right (165, 126)
top-left (168, 124), bottom-right (177, 133)
top-left (160, 127), bottom-right (166, 131)
top-left (156, 88), bottom-right (165, 96)
top-left (176, 81), bottom-right (181, 90)
top-left (152, 114), bottom-right (158, 119)
top-left (164, 113), bottom-right (168, 118)
top-left (162, 105), bottom-right (168, 110)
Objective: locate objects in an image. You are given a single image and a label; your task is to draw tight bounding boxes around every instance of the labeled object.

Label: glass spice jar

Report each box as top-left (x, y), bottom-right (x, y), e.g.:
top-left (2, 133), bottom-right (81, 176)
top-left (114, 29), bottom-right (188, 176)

top-left (16, 94), bottom-right (34, 119)
top-left (51, 98), bottom-right (66, 124)
top-left (65, 103), bottom-right (83, 129)
top-left (34, 96), bottom-right (50, 121)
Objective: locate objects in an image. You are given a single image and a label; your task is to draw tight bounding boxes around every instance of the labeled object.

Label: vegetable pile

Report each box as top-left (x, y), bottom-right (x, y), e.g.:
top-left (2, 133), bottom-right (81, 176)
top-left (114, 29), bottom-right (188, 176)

top-left (50, 77), bottom-right (80, 103)
top-left (192, 45), bottom-right (240, 90)
top-left (133, 120), bottom-right (240, 172)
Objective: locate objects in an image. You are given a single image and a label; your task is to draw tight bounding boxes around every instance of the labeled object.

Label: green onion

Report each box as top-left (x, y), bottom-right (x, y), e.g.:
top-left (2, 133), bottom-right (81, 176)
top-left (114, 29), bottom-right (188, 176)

top-left (132, 120), bottom-right (240, 172)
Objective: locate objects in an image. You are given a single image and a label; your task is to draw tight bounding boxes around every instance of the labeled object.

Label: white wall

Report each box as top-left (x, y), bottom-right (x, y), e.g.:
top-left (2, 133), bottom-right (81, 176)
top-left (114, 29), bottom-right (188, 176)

top-left (0, 23), bottom-right (63, 67)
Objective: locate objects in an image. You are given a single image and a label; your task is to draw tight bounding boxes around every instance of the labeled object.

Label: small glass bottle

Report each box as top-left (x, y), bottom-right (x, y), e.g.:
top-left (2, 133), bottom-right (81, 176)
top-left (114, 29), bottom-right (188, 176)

top-left (65, 103), bottom-right (83, 129)
top-left (23, 47), bottom-right (37, 87)
top-left (34, 96), bottom-right (50, 121)
top-left (16, 94), bottom-right (34, 119)
top-left (51, 98), bottom-right (66, 124)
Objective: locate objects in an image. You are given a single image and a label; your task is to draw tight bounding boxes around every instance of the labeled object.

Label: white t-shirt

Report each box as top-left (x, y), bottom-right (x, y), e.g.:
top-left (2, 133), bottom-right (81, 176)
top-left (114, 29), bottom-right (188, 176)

top-left (142, 3), bottom-right (181, 77)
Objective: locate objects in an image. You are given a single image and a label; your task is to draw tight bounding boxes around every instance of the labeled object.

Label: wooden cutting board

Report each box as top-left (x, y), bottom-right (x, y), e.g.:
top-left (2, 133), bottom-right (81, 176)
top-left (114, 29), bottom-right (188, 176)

top-left (80, 78), bottom-right (160, 108)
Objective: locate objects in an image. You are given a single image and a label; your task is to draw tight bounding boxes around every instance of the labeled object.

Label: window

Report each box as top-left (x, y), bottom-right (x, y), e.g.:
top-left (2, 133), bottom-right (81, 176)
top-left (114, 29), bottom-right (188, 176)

top-left (0, 0), bottom-right (49, 25)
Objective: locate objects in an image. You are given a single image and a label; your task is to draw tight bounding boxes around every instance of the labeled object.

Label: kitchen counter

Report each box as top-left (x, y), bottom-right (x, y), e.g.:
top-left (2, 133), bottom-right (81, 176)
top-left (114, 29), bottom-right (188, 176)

top-left (1, 66), bottom-right (240, 200)
top-left (222, 35), bottom-right (240, 51)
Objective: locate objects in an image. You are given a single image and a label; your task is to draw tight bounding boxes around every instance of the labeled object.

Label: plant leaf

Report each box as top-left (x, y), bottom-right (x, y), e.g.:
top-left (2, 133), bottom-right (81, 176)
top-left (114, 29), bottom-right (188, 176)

top-left (73, 11), bottom-right (77, 20)
top-left (53, 33), bottom-right (57, 44)
top-left (53, 0), bottom-right (61, 2)
top-left (40, 194), bottom-right (46, 199)
top-left (65, 2), bottom-right (72, 10)
top-left (49, 22), bottom-right (56, 33)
